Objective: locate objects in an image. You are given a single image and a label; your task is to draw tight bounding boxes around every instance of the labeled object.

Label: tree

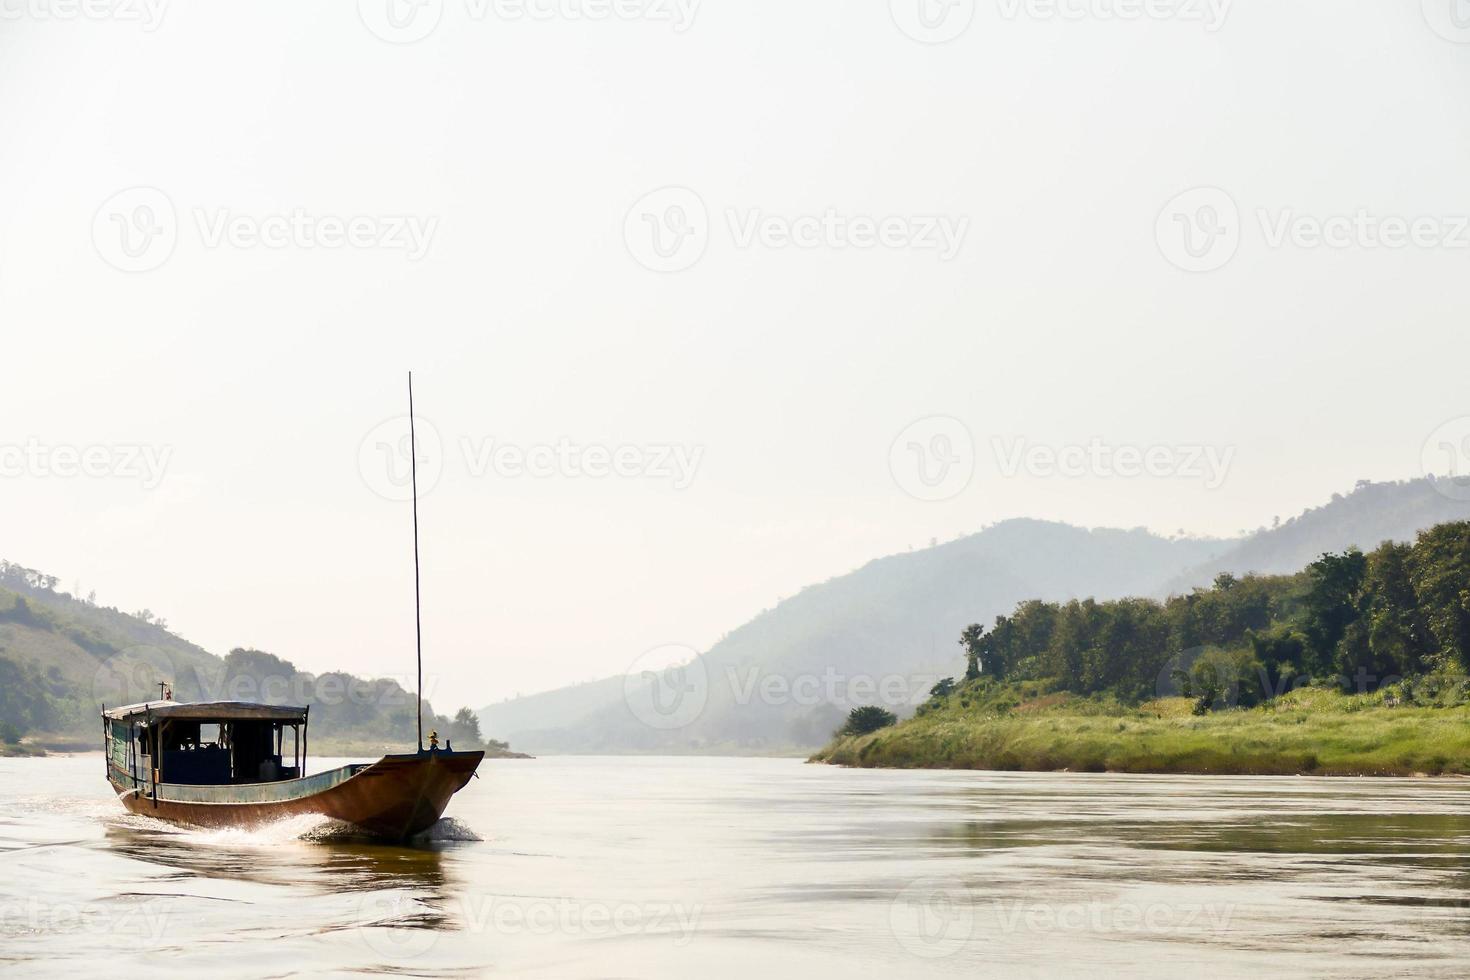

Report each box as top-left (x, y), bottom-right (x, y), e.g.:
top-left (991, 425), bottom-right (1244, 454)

top-left (1302, 549), bottom-right (1368, 675)
top-left (842, 706), bottom-right (897, 736)
top-left (445, 707), bottom-right (483, 748)
top-left (928, 678), bottom-right (956, 699)
top-left (1044, 599), bottom-right (1099, 682)
top-left (1355, 541), bottom-right (1433, 681)
top-left (960, 624), bottom-right (985, 680)
top-left (1407, 522), bottom-right (1470, 672)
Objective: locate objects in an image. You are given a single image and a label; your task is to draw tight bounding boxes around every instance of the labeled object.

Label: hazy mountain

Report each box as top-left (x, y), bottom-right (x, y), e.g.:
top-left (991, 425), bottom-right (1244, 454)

top-left (478, 521), bottom-right (1230, 755)
top-left (1165, 478), bottom-right (1470, 594)
top-left (480, 477), bottom-right (1470, 756)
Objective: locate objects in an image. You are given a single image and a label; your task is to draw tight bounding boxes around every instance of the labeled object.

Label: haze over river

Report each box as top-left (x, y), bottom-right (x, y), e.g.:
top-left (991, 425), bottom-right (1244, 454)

top-left (3, 755), bottom-right (1469, 977)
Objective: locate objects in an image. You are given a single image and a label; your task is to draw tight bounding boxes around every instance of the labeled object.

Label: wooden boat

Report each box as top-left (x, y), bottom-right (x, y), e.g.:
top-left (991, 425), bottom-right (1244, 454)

top-left (103, 699), bottom-right (483, 841)
top-left (101, 374), bottom-right (486, 842)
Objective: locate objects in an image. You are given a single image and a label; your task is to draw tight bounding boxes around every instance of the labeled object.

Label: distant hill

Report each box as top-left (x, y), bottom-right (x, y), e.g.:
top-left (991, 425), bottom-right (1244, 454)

top-left (478, 521), bottom-right (1229, 755)
top-left (0, 562), bottom-right (493, 754)
top-left (479, 477), bottom-right (1470, 756)
top-left (1165, 478), bottom-right (1470, 594)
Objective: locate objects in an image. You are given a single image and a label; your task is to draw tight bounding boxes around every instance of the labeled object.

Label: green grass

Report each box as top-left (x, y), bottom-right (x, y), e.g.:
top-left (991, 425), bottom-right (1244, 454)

top-left (811, 684), bottom-right (1470, 777)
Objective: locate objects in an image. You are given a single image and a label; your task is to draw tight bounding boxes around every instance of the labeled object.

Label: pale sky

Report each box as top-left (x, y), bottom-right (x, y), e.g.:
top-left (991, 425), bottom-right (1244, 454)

top-left (1, 1), bottom-right (1467, 708)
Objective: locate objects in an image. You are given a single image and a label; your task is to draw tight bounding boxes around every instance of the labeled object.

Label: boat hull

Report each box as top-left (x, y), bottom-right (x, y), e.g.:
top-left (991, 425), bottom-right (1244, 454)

top-left (110, 751), bottom-right (483, 841)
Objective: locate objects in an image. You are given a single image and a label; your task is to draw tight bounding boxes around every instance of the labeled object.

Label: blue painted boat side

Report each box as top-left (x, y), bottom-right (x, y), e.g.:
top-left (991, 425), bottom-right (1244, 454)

top-left (109, 761), bottom-right (370, 805)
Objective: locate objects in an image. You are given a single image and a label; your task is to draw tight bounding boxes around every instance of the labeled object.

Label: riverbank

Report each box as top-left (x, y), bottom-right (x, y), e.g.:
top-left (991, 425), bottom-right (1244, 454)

top-left (811, 686), bottom-right (1470, 777)
top-left (0, 738), bottom-right (532, 760)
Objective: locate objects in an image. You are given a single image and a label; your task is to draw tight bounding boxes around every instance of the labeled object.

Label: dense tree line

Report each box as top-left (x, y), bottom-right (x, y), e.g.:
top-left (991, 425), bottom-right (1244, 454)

top-left (956, 522), bottom-right (1470, 706)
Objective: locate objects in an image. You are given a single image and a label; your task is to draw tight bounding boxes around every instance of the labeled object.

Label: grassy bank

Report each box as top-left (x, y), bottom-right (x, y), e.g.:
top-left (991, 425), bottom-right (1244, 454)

top-left (0, 742), bottom-right (49, 757)
top-left (811, 684), bottom-right (1470, 777)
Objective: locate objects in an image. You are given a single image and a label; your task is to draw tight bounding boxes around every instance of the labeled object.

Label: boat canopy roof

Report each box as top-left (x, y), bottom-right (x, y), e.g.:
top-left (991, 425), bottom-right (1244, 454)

top-left (102, 700), bottom-right (309, 724)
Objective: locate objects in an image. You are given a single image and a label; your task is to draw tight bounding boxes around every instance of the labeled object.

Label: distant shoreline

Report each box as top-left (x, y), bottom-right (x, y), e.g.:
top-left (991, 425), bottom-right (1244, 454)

top-left (811, 688), bottom-right (1470, 778)
top-left (1, 742), bottom-right (533, 760)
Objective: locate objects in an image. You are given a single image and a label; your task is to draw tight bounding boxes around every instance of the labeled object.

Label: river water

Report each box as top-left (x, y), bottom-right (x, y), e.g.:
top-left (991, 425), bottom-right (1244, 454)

top-left (2, 754), bottom-right (1469, 977)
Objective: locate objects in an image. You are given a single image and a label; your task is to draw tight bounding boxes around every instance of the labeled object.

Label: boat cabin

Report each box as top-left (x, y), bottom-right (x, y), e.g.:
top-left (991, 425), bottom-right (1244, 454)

top-left (103, 701), bottom-right (310, 792)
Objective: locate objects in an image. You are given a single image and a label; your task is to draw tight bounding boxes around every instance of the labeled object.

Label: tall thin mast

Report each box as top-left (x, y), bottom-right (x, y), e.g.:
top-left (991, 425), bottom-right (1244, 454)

top-left (408, 372), bottom-right (424, 751)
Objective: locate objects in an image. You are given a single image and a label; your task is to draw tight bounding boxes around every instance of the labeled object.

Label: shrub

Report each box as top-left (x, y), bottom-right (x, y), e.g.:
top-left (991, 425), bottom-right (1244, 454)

top-left (1189, 647), bottom-right (1268, 711)
top-left (928, 678), bottom-right (956, 700)
top-left (842, 706), bottom-right (898, 736)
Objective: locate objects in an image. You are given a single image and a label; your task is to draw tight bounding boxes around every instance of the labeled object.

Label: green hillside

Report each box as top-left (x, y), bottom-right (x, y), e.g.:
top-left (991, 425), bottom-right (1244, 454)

top-left (0, 562), bottom-right (506, 757)
top-left (814, 520), bottom-right (1470, 775)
